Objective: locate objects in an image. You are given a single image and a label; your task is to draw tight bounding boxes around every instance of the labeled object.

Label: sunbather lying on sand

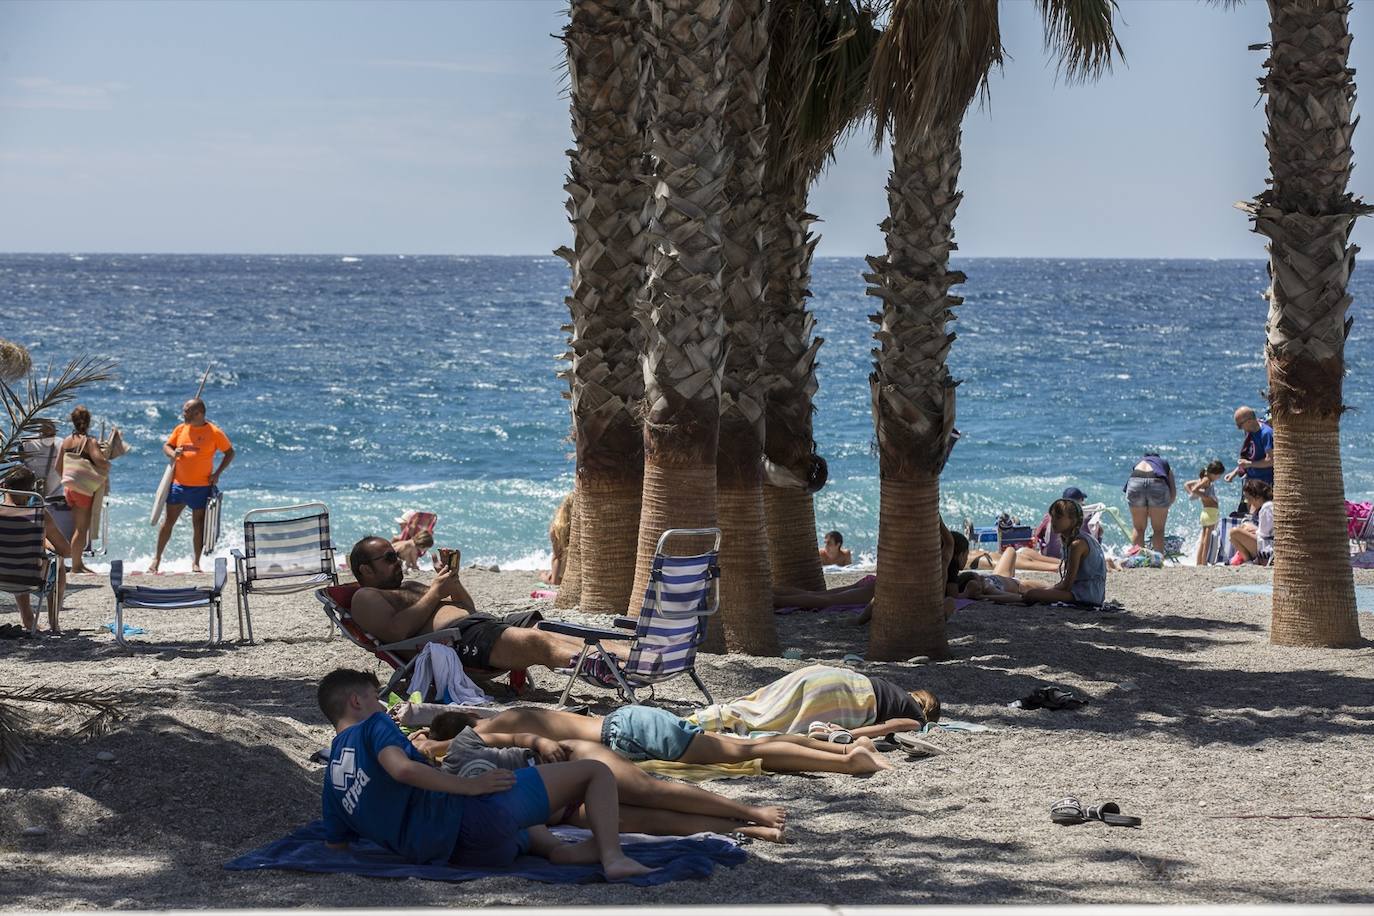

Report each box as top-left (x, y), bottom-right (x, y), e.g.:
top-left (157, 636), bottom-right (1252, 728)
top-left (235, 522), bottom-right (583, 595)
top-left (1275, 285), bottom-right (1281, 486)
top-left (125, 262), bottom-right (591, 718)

top-left (317, 668), bottom-right (654, 877)
top-left (407, 711), bottom-right (787, 842)
top-left (348, 536), bottom-right (605, 672)
top-left (414, 705), bottom-right (893, 776)
top-left (689, 664), bottom-right (940, 739)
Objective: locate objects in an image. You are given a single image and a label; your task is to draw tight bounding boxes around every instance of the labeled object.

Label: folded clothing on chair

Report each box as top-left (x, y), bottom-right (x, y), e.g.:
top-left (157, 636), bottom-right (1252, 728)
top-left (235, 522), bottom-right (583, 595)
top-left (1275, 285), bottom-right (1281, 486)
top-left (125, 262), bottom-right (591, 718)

top-left (224, 821), bottom-right (746, 885)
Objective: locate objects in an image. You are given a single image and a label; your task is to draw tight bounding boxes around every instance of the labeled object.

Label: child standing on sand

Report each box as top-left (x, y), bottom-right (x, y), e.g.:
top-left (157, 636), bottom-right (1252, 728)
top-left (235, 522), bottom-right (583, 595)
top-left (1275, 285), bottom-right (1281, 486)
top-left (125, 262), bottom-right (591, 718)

top-left (316, 668), bottom-right (653, 878)
top-left (1184, 460), bottom-right (1226, 566)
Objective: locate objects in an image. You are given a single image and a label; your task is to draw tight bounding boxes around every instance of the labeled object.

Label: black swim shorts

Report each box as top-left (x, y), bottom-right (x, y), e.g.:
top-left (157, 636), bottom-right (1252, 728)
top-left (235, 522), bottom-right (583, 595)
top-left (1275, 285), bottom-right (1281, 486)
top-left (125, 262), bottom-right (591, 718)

top-left (451, 610), bottom-right (543, 669)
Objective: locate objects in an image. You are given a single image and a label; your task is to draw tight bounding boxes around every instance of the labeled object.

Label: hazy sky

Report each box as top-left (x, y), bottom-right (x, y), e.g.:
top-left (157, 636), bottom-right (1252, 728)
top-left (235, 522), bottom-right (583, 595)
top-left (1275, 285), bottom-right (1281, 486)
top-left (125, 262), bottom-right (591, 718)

top-left (1, 0), bottom-right (1370, 257)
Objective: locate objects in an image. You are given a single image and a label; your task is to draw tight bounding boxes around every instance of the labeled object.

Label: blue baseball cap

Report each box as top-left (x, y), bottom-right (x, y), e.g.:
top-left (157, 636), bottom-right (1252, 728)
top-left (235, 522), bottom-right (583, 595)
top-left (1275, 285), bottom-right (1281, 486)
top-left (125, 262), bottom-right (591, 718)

top-left (1062, 487), bottom-right (1087, 502)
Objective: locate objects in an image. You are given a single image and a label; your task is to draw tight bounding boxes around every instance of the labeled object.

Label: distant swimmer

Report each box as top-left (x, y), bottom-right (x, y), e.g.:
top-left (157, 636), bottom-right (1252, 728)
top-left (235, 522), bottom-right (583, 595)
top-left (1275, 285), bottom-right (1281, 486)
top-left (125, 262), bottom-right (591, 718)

top-left (818, 530), bottom-right (853, 567)
top-left (149, 398), bottom-right (234, 574)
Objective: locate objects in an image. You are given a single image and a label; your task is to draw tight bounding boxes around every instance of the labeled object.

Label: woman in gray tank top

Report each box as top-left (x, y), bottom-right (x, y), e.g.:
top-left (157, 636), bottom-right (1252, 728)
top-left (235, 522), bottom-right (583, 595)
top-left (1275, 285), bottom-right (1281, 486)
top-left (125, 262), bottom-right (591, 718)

top-left (983, 499), bottom-right (1107, 607)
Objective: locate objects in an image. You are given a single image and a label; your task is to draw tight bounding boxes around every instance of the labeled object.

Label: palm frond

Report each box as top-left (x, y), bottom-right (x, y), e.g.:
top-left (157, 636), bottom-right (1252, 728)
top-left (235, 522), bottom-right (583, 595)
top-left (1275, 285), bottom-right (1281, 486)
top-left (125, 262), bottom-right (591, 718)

top-left (1035, 0), bottom-right (1123, 82)
top-left (0, 355), bottom-right (116, 472)
top-left (0, 685), bottom-right (127, 772)
top-left (867, 0), bottom-right (1004, 150)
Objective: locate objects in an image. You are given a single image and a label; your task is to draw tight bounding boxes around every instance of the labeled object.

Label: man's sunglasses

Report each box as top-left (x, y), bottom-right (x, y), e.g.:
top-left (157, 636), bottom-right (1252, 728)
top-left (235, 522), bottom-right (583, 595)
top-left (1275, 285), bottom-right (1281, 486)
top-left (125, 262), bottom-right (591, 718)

top-left (360, 549), bottom-right (399, 566)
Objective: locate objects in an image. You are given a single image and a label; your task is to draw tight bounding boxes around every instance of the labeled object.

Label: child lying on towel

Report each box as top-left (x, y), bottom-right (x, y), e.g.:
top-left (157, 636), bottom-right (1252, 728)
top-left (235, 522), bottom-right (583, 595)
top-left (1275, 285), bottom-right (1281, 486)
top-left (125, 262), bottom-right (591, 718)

top-left (412, 712), bottom-right (787, 843)
top-left (415, 705), bottom-right (893, 776)
top-left (317, 668), bottom-right (653, 879)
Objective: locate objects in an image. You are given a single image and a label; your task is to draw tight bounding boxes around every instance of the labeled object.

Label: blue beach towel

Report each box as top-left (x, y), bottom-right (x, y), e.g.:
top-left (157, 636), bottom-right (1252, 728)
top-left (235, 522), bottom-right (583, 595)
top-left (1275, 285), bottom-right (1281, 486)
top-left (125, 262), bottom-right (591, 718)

top-left (1216, 583), bottom-right (1374, 614)
top-left (102, 622), bottom-right (147, 636)
top-left (225, 821), bottom-right (746, 886)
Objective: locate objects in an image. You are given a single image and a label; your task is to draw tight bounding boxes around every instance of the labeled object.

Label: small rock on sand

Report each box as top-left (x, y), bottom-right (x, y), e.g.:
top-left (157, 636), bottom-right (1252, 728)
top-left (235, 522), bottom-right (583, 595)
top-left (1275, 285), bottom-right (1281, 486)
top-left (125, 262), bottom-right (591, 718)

top-left (96, 751), bottom-right (115, 762)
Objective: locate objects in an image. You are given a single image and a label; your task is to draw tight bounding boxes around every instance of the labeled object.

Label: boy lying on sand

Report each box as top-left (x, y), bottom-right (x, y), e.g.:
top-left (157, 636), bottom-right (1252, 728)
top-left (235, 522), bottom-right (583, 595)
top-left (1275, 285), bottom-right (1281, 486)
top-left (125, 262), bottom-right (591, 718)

top-left (318, 668), bottom-right (653, 878)
top-left (410, 711), bottom-right (787, 843)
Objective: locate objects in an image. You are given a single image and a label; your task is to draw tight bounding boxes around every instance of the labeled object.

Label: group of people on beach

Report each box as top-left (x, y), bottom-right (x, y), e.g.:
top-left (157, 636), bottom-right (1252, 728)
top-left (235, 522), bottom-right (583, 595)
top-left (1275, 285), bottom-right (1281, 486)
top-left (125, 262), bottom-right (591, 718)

top-left (321, 536), bottom-right (942, 873)
top-left (2, 397), bottom-right (234, 635)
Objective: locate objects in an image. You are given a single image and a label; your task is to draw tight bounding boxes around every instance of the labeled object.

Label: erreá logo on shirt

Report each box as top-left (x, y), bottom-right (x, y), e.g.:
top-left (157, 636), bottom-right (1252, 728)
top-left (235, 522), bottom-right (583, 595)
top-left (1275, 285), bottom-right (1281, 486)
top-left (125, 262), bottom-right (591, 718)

top-left (331, 747), bottom-right (372, 815)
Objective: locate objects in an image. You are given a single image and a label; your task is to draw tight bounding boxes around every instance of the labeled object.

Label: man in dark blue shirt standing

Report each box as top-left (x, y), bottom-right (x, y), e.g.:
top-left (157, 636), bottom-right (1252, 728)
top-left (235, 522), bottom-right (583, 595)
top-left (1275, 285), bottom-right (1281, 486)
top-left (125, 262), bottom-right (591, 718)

top-left (1225, 405), bottom-right (1275, 514)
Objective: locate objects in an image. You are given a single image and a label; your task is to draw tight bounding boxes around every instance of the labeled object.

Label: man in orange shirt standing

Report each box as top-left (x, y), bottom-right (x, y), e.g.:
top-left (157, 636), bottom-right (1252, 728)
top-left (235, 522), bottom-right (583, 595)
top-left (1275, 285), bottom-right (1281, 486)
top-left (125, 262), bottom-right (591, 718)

top-left (150, 398), bottom-right (234, 574)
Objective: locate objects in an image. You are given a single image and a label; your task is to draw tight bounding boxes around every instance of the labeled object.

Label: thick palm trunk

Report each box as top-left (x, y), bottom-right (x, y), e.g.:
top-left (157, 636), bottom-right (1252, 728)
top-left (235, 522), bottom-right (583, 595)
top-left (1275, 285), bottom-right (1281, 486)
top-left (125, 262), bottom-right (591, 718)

top-left (629, 0), bottom-right (730, 612)
top-left (761, 183), bottom-right (826, 592)
top-left (710, 0), bottom-right (778, 655)
top-left (555, 0), bottom-right (648, 613)
top-left (1243, 0), bottom-right (1369, 647)
top-left (864, 126), bottom-right (963, 662)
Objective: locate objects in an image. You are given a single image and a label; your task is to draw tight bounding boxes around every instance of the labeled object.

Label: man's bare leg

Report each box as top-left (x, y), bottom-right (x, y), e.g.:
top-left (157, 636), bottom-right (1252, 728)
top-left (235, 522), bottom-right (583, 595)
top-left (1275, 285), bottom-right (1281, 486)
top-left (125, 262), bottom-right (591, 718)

top-left (149, 503), bottom-right (185, 573)
top-left (533, 759), bottom-right (653, 879)
top-left (488, 626), bottom-right (598, 671)
top-left (561, 739), bottom-right (785, 827)
top-left (678, 732), bottom-right (893, 774)
top-left (190, 507), bottom-right (206, 573)
top-left (562, 803), bottom-right (785, 843)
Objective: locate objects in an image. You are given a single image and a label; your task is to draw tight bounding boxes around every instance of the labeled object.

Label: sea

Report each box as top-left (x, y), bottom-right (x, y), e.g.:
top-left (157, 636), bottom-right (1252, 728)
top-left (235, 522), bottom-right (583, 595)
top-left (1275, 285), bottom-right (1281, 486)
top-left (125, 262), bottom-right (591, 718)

top-left (3, 254), bottom-right (1371, 573)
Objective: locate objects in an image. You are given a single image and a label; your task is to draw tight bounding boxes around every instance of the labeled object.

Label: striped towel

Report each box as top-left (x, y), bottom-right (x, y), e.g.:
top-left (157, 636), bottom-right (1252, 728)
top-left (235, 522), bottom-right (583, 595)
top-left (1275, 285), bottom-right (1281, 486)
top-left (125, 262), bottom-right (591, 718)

top-left (688, 664), bottom-right (876, 735)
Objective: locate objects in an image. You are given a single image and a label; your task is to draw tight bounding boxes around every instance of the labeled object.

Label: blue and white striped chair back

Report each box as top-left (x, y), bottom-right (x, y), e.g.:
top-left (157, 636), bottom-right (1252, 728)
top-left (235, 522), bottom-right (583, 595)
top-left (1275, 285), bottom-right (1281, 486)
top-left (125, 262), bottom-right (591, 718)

top-left (1209, 515), bottom-right (1242, 565)
top-left (624, 552), bottom-right (718, 680)
top-left (0, 491), bottom-right (46, 594)
top-left (243, 511), bottom-right (333, 580)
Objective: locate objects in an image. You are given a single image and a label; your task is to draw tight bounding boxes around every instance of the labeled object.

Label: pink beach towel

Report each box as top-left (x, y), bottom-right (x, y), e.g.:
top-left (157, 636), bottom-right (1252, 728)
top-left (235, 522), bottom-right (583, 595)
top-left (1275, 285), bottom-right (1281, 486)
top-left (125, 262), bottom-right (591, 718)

top-left (530, 588), bottom-right (558, 600)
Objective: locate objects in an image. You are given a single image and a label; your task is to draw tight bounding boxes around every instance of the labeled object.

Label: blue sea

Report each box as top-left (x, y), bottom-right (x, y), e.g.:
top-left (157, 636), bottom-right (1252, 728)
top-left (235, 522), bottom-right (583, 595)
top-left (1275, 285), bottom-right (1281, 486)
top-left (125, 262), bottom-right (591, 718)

top-left (3, 254), bottom-right (1371, 572)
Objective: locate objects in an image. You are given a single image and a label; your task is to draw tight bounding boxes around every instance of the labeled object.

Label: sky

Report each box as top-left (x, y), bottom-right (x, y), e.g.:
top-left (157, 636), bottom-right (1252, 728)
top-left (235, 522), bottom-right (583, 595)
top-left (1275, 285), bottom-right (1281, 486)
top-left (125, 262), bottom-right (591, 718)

top-left (0, 0), bottom-right (1370, 258)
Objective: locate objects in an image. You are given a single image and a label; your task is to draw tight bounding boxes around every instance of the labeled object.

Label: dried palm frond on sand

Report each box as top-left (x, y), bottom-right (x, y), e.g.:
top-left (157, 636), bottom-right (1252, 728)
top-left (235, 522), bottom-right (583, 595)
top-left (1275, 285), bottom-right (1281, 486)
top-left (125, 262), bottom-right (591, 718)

top-left (0, 685), bottom-right (126, 772)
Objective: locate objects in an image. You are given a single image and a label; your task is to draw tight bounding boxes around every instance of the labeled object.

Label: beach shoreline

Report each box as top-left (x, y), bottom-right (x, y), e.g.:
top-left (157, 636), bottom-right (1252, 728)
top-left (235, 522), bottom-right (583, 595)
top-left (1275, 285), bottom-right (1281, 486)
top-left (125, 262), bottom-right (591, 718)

top-left (2, 565), bottom-right (1372, 906)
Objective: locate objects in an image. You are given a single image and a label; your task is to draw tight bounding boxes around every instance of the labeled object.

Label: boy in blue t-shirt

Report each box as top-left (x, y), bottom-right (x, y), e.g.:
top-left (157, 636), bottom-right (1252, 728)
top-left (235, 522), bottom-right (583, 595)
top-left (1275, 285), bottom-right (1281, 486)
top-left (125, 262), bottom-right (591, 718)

top-left (317, 668), bottom-right (652, 879)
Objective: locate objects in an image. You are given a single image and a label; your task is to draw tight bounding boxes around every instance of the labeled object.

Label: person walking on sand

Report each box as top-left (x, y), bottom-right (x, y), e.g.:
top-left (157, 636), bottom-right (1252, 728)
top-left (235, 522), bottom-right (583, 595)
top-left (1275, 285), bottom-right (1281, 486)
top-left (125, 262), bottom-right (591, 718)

top-left (149, 398), bottom-right (233, 574)
top-left (1224, 406), bottom-right (1275, 515)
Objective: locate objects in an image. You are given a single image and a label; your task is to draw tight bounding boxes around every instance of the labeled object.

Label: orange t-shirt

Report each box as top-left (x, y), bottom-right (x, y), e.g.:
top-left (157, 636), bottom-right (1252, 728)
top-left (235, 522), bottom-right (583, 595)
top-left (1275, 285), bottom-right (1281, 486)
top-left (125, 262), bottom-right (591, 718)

top-left (166, 422), bottom-right (232, 487)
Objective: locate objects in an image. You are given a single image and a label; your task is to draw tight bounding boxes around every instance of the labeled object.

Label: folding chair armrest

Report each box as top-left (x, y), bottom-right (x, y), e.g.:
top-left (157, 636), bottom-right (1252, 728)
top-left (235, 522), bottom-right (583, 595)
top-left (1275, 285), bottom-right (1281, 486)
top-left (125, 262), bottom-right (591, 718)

top-left (613, 616), bottom-right (636, 630)
top-left (536, 620), bottom-right (626, 642)
top-left (373, 627), bottom-right (471, 655)
top-left (110, 560), bottom-right (124, 595)
top-left (213, 557), bottom-right (228, 594)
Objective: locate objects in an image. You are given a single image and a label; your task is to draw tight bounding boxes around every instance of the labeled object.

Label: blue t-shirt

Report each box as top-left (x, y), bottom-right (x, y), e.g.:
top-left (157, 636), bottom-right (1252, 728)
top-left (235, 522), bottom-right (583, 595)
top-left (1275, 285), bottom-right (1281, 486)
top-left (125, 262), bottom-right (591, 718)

top-left (321, 711), bottom-right (466, 864)
top-left (1241, 423), bottom-right (1275, 483)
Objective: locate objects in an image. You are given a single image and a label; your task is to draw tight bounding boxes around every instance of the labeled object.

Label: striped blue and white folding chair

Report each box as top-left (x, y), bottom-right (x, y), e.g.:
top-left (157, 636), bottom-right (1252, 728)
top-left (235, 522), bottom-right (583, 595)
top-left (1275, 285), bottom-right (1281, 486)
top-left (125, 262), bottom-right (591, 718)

top-left (0, 488), bottom-right (56, 634)
top-left (109, 557), bottom-right (228, 647)
top-left (230, 503), bottom-right (337, 643)
top-left (539, 528), bottom-right (720, 708)
top-left (1207, 515), bottom-right (1243, 565)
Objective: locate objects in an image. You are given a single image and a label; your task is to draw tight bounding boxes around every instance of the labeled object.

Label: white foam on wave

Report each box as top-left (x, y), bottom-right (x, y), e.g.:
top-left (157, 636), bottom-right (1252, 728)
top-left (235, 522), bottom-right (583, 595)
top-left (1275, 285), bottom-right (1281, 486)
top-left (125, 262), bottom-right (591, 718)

top-left (340, 256), bottom-right (362, 263)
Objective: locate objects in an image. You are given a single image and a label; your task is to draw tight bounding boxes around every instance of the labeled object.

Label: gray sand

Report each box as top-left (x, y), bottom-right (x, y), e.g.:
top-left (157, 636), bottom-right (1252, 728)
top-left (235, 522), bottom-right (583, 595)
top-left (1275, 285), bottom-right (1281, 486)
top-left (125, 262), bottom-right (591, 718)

top-left (2, 564), bottom-right (1372, 906)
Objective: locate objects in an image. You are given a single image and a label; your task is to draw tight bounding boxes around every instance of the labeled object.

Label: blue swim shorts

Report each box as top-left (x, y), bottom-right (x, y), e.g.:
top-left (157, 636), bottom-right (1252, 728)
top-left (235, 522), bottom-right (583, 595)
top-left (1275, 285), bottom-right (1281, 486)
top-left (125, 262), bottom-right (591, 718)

top-left (451, 767), bottom-right (550, 867)
top-left (601, 705), bottom-right (702, 762)
top-left (167, 484), bottom-right (213, 510)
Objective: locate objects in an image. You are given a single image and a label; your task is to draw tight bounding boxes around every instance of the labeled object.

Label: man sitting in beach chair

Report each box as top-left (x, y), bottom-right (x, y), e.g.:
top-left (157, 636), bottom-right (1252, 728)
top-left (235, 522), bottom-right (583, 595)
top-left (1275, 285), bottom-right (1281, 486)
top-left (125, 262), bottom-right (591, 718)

top-left (347, 536), bottom-right (600, 674)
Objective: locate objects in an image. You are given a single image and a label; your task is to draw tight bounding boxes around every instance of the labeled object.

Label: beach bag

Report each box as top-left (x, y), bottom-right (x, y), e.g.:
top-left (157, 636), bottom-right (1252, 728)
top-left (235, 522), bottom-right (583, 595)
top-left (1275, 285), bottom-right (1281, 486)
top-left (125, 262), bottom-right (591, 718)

top-left (61, 438), bottom-right (104, 497)
top-left (1345, 500), bottom-right (1372, 539)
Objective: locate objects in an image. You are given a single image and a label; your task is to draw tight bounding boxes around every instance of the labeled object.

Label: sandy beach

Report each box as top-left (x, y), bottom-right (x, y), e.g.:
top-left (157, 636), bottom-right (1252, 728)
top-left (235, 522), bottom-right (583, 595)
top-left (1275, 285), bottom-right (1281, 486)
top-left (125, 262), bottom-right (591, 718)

top-left (2, 564), bottom-right (1372, 907)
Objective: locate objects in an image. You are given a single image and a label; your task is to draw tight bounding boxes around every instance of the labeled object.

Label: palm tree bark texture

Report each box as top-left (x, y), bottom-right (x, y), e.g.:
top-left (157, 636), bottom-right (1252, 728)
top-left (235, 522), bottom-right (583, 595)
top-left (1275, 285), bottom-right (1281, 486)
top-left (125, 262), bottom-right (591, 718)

top-left (865, 125), bottom-right (963, 661)
top-left (1242, 0), bottom-right (1370, 647)
top-left (712, 0), bottom-right (779, 655)
top-left (555, 0), bottom-right (649, 613)
top-left (629, 0), bottom-right (731, 611)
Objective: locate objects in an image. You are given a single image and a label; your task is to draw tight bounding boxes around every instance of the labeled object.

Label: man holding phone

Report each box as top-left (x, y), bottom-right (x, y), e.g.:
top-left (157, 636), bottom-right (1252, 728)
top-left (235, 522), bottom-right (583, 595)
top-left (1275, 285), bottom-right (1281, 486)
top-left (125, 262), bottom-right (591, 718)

top-left (346, 536), bottom-right (595, 673)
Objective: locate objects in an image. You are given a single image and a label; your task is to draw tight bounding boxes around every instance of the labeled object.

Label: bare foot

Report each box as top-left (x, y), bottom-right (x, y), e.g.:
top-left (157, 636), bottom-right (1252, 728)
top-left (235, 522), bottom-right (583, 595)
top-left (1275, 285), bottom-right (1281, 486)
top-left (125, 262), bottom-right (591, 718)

top-left (746, 804), bottom-right (786, 829)
top-left (70, 565), bottom-right (89, 575)
top-left (847, 746), bottom-right (894, 774)
top-left (738, 823), bottom-right (787, 843)
top-left (146, 564), bottom-right (159, 575)
top-left (603, 855), bottom-right (655, 881)
top-left (850, 600), bottom-right (873, 626)
top-left (191, 565), bottom-right (203, 574)
top-left (851, 736), bottom-right (878, 752)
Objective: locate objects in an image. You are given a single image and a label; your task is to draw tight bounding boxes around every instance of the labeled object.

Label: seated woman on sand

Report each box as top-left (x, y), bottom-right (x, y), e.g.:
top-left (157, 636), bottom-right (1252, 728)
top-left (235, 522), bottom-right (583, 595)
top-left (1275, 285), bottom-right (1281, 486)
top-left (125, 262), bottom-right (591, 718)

top-left (962, 498), bottom-right (1107, 606)
top-left (539, 492), bottom-right (573, 586)
top-left (1226, 478), bottom-right (1274, 565)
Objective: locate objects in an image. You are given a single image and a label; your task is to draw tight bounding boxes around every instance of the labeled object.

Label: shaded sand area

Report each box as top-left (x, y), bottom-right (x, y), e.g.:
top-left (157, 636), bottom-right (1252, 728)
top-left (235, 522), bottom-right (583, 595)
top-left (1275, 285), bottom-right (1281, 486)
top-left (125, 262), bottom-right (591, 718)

top-left (2, 564), bottom-right (1372, 906)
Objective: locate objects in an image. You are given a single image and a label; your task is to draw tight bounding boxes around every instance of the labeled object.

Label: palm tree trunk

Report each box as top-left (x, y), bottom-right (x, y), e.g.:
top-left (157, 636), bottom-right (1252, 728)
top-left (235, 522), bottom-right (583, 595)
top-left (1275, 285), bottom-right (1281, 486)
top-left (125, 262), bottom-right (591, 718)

top-left (710, 0), bottom-right (778, 655)
top-left (554, 497), bottom-right (583, 608)
top-left (629, 0), bottom-right (730, 613)
top-left (555, 0), bottom-right (649, 613)
top-left (864, 125), bottom-right (964, 662)
top-left (1243, 0), bottom-right (1370, 647)
top-left (761, 182), bottom-right (826, 592)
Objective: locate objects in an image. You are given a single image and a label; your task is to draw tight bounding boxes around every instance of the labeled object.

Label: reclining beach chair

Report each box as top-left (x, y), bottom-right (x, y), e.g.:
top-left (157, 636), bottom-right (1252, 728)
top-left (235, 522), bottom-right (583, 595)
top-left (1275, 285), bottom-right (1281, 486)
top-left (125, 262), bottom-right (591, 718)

top-left (315, 584), bottom-right (529, 699)
top-left (0, 488), bottom-right (58, 634)
top-left (108, 558), bottom-right (229, 648)
top-left (539, 527), bottom-right (721, 708)
top-left (230, 502), bottom-right (338, 643)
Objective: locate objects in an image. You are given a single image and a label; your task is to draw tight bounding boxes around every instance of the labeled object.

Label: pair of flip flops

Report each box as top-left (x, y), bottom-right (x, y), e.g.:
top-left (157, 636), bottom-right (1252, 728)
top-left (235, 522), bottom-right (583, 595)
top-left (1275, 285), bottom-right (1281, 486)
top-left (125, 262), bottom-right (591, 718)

top-left (890, 732), bottom-right (945, 757)
top-left (807, 721), bottom-right (854, 744)
top-left (1051, 797), bottom-right (1141, 828)
top-left (0, 623), bottom-right (32, 639)
top-left (1010, 686), bottom-right (1088, 710)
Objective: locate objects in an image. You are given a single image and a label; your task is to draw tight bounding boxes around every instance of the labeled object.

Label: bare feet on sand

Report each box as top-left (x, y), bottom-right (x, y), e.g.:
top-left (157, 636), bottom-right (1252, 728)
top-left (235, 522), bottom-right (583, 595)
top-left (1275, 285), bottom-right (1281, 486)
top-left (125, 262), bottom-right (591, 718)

top-left (847, 746), bottom-right (894, 774)
top-left (603, 855), bottom-right (656, 881)
top-left (738, 823), bottom-right (787, 843)
top-left (746, 804), bottom-right (787, 829)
